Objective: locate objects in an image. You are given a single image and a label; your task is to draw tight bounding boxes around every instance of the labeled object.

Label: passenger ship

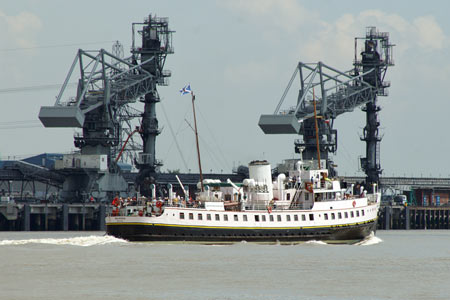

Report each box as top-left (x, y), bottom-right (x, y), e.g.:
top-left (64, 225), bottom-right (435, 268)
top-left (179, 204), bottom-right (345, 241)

top-left (106, 159), bottom-right (380, 243)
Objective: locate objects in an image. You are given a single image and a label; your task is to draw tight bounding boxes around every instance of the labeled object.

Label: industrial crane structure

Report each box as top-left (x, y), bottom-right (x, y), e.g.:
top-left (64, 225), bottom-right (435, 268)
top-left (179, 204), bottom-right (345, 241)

top-left (259, 27), bottom-right (394, 189)
top-left (38, 15), bottom-right (173, 202)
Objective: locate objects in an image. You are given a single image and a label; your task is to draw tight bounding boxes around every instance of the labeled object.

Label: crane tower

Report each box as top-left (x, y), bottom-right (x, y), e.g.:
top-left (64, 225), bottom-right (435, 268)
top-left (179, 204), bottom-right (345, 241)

top-left (132, 16), bottom-right (174, 197)
top-left (38, 14), bottom-right (174, 202)
top-left (258, 27), bottom-right (394, 188)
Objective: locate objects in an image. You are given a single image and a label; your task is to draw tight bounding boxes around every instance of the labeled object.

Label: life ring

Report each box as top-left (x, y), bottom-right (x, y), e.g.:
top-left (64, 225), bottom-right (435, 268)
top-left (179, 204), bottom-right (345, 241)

top-left (267, 206), bottom-right (272, 214)
top-left (305, 182), bottom-right (313, 193)
top-left (352, 200), bottom-right (356, 208)
top-left (155, 200), bottom-right (164, 214)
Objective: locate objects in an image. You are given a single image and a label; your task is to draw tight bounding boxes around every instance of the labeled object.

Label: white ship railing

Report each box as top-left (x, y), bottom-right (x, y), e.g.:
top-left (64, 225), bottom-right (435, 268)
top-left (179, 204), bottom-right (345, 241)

top-left (108, 191), bottom-right (379, 217)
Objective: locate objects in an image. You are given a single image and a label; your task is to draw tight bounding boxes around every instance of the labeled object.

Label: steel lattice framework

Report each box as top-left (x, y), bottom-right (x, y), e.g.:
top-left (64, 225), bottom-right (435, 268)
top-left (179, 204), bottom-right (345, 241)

top-left (38, 14), bottom-right (174, 202)
top-left (259, 27), bottom-right (394, 183)
top-left (39, 49), bottom-right (156, 151)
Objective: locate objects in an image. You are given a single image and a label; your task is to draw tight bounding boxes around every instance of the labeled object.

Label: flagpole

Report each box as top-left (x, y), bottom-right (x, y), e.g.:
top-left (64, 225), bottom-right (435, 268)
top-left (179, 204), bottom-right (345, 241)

top-left (191, 92), bottom-right (204, 192)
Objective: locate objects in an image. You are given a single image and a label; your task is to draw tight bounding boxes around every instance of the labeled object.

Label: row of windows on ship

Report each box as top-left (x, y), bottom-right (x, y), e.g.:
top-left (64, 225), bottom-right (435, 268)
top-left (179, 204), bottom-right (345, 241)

top-left (223, 191), bottom-right (340, 202)
top-left (178, 208), bottom-right (374, 222)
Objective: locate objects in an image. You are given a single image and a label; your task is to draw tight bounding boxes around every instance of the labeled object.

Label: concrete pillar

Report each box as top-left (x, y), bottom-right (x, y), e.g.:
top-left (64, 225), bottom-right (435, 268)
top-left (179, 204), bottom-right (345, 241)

top-left (81, 205), bottom-right (86, 231)
top-left (44, 205), bottom-right (48, 231)
top-left (98, 204), bottom-right (106, 231)
top-left (62, 204), bottom-right (69, 231)
top-left (405, 206), bottom-right (410, 230)
top-left (447, 209), bottom-right (450, 229)
top-left (424, 209), bottom-right (427, 230)
top-left (442, 209), bottom-right (445, 228)
top-left (437, 210), bottom-right (441, 229)
top-left (36, 212), bottom-right (41, 228)
top-left (431, 210), bottom-right (435, 229)
top-left (385, 206), bottom-right (391, 230)
top-left (23, 204), bottom-right (30, 231)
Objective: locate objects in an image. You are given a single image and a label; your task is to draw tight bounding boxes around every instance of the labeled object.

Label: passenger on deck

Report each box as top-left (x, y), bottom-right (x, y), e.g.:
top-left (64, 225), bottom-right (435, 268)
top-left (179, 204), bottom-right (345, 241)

top-left (112, 195), bottom-right (120, 207)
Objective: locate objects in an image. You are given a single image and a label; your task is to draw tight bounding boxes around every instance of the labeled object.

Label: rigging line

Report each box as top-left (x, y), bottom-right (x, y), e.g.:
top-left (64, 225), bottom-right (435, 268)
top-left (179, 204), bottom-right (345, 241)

top-left (184, 142), bottom-right (196, 172)
top-left (160, 101), bottom-right (189, 172)
top-left (167, 103), bottom-right (192, 142)
top-left (0, 82), bottom-right (77, 94)
top-left (199, 132), bottom-right (227, 172)
top-left (339, 135), bottom-right (359, 169)
top-left (178, 106), bottom-right (192, 132)
top-left (162, 139), bottom-right (177, 166)
top-left (0, 125), bottom-right (43, 130)
top-left (183, 118), bottom-right (226, 172)
top-left (161, 102), bottom-right (194, 171)
top-left (199, 136), bottom-right (225, 173)
top-left (0, 120), bottom-right (41, 125)
top-left (195, 106), bottom-right (232, 171)
top-left (0, 40), bottom-right (116, 52)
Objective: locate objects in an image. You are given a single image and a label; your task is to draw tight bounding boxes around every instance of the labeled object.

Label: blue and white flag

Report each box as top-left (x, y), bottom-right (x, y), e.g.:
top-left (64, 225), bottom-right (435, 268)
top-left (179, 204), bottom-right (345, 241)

top-left (179, 84), bottom-right (192, 95)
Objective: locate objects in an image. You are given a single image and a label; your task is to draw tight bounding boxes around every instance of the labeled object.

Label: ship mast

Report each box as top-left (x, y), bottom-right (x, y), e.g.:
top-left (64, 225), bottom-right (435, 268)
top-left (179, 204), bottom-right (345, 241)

top-left (191, 91), bottom-right (204, 192)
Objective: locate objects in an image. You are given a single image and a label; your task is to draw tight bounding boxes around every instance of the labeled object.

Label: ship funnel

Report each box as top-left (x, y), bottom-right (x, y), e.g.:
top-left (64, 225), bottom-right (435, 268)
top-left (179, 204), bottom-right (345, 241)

top-left (248, 160), bottom-right (273, 200)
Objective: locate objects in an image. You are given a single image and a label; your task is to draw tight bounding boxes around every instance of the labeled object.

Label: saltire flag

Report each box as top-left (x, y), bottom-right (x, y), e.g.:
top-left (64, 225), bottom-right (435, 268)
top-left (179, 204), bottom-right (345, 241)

top-left (179, 84), bottom-right (192, 95)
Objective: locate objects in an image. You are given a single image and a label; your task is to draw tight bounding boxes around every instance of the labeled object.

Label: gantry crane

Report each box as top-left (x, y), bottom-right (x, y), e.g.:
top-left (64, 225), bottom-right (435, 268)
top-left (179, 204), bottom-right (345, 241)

top-left (259, 27), bottom-right (394, 189)
top-left (38, 14), bottom-right (173, 201)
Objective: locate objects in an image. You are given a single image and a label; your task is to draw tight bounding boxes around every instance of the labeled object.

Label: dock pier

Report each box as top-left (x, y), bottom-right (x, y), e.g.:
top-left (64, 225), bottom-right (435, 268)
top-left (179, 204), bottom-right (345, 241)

top-left (0, 203), bottom-right (109, 231)
top-left (378, 205), bottom-right (450, 230)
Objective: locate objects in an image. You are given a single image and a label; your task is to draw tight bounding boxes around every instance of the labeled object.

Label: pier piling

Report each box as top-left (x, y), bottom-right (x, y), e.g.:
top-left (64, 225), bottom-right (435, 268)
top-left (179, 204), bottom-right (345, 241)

top-left (378, 205), bottom-right (450, 230)
top-left (23, 204), bottom-right (30, 231)
top-left (0, 203), bottom-right (109, 231)
top-left (62, 204), bottom-right (69, 231)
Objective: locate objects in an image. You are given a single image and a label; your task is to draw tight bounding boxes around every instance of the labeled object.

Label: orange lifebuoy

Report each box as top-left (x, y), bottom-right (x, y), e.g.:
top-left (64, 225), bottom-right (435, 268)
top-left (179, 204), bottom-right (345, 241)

top-left (267, 206), bottom-right (272, 214)
top-left (352, 200), bottom-right (356, 208)
top-left (305, 182), bottom-right (313, 193)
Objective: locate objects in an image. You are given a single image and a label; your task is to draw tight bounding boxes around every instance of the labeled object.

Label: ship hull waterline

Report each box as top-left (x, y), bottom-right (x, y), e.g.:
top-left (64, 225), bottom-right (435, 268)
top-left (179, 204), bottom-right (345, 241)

top-left (106, 219), bottom-right (377, 243)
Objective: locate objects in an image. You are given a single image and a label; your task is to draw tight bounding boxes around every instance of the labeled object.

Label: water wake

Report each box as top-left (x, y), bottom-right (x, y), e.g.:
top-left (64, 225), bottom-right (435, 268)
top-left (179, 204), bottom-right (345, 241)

top-left (305, 240), bottom-right (328, 246)
top-left (0, 235), bottom-right (127, 247)
top-left (355, 232), bottom-right (383, 246)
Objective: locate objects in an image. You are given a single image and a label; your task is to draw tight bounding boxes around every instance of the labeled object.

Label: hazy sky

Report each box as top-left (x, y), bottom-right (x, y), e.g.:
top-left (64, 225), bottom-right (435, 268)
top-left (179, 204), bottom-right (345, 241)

top-left (1, 0), bottom-right (449, 177)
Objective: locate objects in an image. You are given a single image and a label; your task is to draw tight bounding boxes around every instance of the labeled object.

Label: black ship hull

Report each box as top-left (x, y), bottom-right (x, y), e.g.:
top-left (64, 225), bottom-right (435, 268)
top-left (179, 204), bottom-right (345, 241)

top-left (106, 219), bottom-right (377, 243)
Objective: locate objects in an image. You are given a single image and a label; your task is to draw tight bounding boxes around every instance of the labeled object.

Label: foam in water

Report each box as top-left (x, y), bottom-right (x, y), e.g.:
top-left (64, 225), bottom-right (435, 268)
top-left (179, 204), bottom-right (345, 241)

top-left (355, 232), bottom-right (383, 246)
top-left (305, 240), bottom-right (328, 246)
top-left (0, 235), bottom-right (127, 247)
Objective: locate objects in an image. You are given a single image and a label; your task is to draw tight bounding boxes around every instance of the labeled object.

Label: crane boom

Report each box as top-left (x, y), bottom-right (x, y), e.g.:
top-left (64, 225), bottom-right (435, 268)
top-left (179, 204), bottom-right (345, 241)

top-left (36, 14), bottom-right (174, 202)
top-left (259, 26), bottom-right (394, 185)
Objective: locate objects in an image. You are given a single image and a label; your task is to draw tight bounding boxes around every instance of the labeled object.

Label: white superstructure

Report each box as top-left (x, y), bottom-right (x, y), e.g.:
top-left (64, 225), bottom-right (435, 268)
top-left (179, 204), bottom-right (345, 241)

top-left (106, 159), bottom-right (380, 242)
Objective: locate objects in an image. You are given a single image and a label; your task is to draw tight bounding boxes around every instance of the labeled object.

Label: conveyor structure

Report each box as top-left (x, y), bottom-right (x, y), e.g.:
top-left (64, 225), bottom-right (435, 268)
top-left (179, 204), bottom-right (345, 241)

top-left (259, 27), bottom-right (394, 187)
top-left (38, 14), bottom-right (174, 202)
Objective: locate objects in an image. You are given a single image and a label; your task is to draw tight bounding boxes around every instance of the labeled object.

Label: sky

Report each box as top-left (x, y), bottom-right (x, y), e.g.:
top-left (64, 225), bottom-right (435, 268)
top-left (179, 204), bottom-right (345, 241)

top-left (0, 0), bottom-right (450, 177)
